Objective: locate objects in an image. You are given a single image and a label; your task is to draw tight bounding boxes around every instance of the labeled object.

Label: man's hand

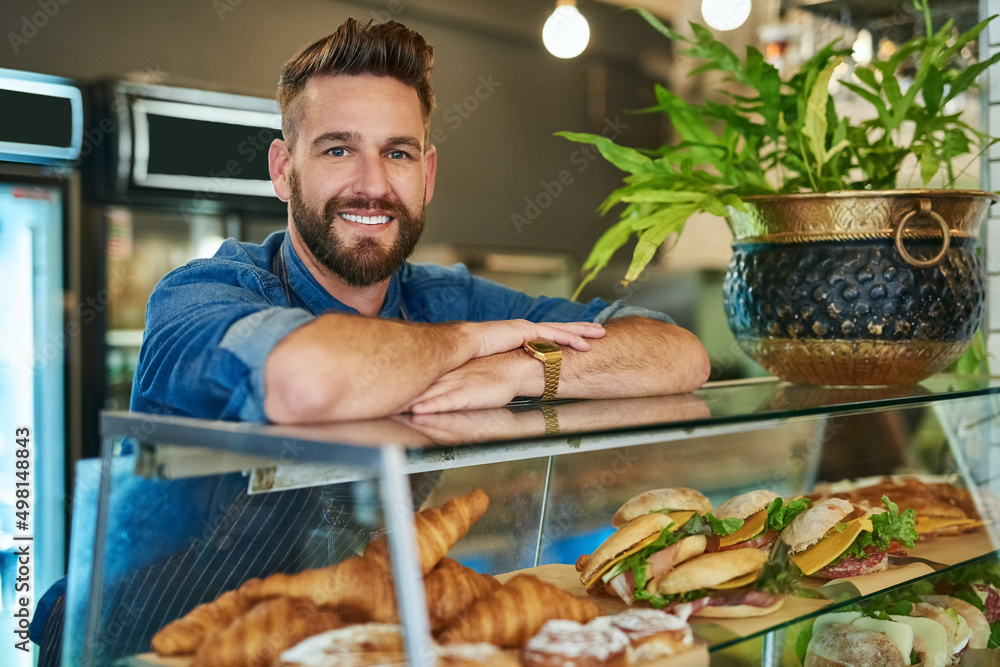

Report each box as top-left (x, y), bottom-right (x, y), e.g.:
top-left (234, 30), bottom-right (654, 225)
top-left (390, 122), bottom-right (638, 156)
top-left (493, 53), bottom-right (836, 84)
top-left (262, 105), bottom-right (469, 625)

top-left (404, 352), bottom-right (529, 414)
top-left (459, 319), bottom-right (604, 358)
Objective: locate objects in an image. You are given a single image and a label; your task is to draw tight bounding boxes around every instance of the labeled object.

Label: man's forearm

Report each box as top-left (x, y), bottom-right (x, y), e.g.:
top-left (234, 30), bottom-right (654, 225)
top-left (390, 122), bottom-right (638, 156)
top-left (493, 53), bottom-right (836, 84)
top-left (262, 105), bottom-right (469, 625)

top-left (264, 313), bottom-right (471, 423)
top-left (552, 317), bottom-right (710, 399)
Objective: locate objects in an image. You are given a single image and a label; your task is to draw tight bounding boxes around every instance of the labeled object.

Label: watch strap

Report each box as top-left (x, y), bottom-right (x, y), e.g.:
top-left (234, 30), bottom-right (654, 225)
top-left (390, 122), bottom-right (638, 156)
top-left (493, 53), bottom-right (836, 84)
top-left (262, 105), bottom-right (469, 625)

top-left (541, 355), bottom-right (561, 401)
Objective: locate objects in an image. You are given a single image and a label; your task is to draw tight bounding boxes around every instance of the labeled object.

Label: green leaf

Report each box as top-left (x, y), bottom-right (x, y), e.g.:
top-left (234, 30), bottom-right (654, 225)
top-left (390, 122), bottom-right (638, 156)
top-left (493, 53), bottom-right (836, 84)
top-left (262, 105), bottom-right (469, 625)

top-left (704, 513), bottom-right (745, 536)
top-left (870, 495), bottom-right (920, 550)
top-left (802, 58), bottom-right (842, 173)
top-left (914, 143), bottom-right (941, 185)
top-left (766, 497), bottom-right (813, 532)
top-left (628, 7), bottom-right (690, 45)
top-left (795, 622), bottom-right (814, 664)
top-left (945, 51), bottom-right (1000, 103)
top-left (923, 66), bottom-right (944, 116)
top-left (555, 131), bottom-right (654, 174)
top-left (623, 214), bottom-right (688, 284)
top-left (991, 623), bottom-right (1000, 650)
top-left (824, 139), bottom-right (851, 164)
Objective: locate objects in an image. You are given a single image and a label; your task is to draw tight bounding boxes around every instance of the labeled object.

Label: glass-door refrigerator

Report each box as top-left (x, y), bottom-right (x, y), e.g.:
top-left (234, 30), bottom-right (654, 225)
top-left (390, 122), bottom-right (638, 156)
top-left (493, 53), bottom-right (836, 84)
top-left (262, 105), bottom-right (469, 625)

top-left (0, 68), bottom-right (83, 667)
top-left (83, 80), bottom-right (287, 428)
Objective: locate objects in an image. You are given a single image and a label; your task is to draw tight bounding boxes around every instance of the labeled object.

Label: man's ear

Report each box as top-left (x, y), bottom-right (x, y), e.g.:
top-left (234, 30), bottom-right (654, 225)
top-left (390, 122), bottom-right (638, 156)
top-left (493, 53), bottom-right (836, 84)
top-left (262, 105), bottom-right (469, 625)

top-left (423, 144), bottom-right (437, 206)
top-left (269, 138), bottom-right (292, 202)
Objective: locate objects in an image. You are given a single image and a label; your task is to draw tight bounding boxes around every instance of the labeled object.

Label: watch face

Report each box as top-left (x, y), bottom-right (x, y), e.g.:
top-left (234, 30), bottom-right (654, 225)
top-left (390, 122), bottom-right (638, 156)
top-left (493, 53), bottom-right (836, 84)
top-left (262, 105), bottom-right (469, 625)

top-left (528, 340), bottom-right (561, 355)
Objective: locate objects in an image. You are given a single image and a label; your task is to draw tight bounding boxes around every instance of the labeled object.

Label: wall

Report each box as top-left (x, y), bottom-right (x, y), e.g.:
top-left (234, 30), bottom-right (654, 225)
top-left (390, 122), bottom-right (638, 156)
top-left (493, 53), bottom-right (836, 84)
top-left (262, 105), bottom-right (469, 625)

top-left (0, 0), bottom-right (672, 266)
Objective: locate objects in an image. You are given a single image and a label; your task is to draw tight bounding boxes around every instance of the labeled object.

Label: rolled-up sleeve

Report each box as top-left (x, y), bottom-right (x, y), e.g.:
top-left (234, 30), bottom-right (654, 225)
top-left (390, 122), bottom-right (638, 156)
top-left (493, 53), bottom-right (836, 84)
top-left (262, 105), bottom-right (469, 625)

top-left (218, 307), bottom-right (316, 421)
top-left (593, 299), bottom-right (675, 325)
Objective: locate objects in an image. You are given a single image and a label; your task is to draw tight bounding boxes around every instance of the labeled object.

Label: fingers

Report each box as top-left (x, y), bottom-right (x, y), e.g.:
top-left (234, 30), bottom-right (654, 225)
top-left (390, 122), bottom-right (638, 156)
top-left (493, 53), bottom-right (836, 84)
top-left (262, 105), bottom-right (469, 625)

top-left (533, 321), bottom-right (605, 352)
top-left (471, 319), bottom-right (605, 358)
top-left (409, 390), bottom-right (471, 414)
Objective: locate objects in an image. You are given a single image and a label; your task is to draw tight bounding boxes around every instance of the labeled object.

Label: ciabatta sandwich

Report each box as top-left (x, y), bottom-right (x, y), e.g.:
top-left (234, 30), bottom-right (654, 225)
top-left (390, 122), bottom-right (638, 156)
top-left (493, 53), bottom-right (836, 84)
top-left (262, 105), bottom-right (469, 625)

top-left (650, 549), bottom-right (783, 618)
top-left (577, 513), bottom-right (707, 604)
top-left (803, 612), bottom-right (952, 667)
top-left (781, 495), bottom-right (917, 579)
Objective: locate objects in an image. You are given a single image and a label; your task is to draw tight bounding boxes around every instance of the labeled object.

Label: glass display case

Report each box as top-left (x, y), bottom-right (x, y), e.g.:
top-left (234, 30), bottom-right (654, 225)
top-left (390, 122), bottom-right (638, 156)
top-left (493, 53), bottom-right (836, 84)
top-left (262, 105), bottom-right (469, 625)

top-left (63, 375), bottom-right (1000, 666)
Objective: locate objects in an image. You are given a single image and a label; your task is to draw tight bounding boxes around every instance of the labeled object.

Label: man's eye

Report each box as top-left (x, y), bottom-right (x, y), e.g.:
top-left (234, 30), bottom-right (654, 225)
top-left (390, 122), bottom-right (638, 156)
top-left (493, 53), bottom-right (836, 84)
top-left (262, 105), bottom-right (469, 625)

top-left (329, 147), bottom-right (347, 157)
top-left (388, 150), bottom-right (409, 159)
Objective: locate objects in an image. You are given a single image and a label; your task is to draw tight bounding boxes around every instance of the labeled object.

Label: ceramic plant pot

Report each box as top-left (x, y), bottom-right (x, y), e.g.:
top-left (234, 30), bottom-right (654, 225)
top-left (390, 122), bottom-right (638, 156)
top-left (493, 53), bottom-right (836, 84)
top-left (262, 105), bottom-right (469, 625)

top-left (723, 190), bottom-right (996, 386)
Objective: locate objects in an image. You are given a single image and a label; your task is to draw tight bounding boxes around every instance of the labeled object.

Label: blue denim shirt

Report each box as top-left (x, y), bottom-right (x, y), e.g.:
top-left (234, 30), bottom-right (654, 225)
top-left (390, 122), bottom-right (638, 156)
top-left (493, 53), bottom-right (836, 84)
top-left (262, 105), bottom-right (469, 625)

top-left (130, 231), bottom-right (672, 421)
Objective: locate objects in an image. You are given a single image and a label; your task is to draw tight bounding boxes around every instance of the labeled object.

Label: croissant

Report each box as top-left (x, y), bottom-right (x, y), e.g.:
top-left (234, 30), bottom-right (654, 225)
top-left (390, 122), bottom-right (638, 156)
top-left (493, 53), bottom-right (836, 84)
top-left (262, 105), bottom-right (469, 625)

top-left (362, 489), bottom-right (489, 576)
top-left (192, 596), bottom-right (343, 667)
top-left (438, 574), bottom-right (600, 647)
top-left (242, 555), bottom-right (398, 623)
top-left (424, 558), bottom-right (501, 635)
top-left (151, 588), bottom-right (255, 656)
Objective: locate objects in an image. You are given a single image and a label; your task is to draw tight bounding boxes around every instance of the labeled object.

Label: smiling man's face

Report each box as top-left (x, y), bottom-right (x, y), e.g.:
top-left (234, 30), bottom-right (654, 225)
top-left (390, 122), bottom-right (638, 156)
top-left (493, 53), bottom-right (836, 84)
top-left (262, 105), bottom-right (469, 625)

top-left (277, 73), bottom-right (436, 288)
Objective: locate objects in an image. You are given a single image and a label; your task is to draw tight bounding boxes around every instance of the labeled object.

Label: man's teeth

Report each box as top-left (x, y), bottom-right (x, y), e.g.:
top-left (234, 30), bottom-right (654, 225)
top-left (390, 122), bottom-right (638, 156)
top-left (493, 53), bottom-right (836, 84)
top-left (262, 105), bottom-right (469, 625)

top-left (341, 213), bottom-right (390, 225)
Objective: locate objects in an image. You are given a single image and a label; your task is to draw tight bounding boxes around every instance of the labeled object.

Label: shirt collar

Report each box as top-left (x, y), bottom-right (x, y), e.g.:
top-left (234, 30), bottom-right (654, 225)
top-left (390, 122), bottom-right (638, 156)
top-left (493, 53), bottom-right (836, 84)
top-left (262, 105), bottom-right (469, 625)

top-left (280, 231), bottom-right (405, 319)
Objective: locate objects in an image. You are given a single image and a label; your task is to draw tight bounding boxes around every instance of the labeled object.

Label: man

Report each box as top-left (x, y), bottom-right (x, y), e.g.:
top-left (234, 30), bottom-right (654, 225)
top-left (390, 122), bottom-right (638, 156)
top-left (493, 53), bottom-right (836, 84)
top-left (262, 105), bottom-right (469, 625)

top-left (130, 18), bottom-right (709, 423)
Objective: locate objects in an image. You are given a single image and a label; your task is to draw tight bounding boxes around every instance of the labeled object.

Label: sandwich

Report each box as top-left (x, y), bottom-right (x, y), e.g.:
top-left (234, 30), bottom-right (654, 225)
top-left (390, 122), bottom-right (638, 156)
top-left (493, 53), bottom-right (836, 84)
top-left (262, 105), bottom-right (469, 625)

top-left (650, 549), bottom-right (783, 617)
top-left (611, 487), bottom-right (713, 529)
top-left (938, 560), bottom-right (1000, 626)
top-left (801, 593), bottom-right (991, 667)
top-left (708, 490), bottom-right (812, 553)
top-left (780, 495), bottom-right (918, 579)
top-left (811, 476), bottom-right (983, 540)
top-left (577, 513), bottom-right (708, 604)
top-left (802, 611), bottom-right (947, 667)
top-left (914, 595), bottom-right (989, 653)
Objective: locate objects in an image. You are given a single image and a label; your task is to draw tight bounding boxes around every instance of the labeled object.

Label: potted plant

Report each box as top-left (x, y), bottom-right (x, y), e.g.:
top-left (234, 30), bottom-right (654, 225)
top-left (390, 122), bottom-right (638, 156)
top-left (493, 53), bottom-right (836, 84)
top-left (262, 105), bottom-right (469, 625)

top-left (559, 1), bottom-right (1000, 385)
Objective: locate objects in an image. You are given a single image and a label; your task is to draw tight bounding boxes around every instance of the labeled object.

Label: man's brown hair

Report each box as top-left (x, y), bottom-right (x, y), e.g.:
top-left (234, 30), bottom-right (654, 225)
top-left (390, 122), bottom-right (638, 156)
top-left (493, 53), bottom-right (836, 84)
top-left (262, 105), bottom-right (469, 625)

top-left (277, 18), bottom-right (435, 146)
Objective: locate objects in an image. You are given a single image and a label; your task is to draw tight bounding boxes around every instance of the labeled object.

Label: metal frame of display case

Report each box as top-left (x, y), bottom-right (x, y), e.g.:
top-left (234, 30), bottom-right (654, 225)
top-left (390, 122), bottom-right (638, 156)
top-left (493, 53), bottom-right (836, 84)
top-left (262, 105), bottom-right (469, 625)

top-left (78, 375), bottom-right (1000, 666)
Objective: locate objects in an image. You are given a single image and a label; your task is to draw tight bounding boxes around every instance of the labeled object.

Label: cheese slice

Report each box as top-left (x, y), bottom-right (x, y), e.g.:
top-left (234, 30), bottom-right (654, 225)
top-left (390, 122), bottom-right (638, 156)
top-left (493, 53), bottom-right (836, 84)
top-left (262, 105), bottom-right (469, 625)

top-left (585, 531), bottom-right (663, 588)
top-left (851, 617), bottom-right (914, 663)
top-left (915, 516), bottom-right (982, 533)
top-left (719, 509), bottom-right (767, 547)
top-left (710, 570), bottom-right (760, 590)
top-left (789, 516), bottom-right (874, 576)
top-left (666, 511), bottom-right (696, 530)
top-left (890, 615), bottom-right (948, 667)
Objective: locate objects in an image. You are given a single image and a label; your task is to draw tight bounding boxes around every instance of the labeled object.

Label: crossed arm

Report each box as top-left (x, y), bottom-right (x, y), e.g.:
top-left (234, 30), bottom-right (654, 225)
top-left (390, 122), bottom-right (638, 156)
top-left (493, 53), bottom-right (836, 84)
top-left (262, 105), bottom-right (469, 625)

top-left (263, 314), bottom-right (709, 424)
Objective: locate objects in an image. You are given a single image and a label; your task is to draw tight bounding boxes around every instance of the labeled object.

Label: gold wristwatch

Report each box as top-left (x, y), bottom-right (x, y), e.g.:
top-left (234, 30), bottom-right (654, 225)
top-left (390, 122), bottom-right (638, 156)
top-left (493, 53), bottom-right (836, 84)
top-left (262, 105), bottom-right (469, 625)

top-left (523, 339), bottom-right (562, 401)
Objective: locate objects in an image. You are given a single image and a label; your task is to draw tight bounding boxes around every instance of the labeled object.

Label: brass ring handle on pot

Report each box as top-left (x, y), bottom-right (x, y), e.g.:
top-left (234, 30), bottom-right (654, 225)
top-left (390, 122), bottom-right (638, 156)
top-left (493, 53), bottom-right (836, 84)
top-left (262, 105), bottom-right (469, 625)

top-left (894, 198), bottom-right (950, 268)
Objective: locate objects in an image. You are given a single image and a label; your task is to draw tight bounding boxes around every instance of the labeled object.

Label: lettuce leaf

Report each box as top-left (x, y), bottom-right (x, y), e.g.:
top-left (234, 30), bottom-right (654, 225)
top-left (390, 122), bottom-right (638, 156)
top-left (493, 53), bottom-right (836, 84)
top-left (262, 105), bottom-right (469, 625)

top-left (837, 495), bottom-right (918, 562)
top-left (704, 513), bottom-right (745, 536)
top-left (757, 541), bottom-right (799, 595)
top-left (869, 495), bottom-right (919, 550)
top-left (766, 496), bottom-right (812, 532)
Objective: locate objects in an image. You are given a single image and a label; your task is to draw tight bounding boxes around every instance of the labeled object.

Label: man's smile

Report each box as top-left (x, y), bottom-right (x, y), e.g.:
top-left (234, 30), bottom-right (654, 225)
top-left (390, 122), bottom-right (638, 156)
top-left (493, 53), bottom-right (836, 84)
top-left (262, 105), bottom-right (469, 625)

top-left (339, 212), bottom-right (393, 226)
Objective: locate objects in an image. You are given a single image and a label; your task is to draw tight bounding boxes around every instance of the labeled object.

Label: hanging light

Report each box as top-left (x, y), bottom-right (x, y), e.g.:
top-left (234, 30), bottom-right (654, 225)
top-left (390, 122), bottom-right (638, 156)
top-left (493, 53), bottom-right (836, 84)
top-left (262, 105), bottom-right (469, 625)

top-left (543, 0), bottom-right (590, 59)
top-left (701, 0), bottom-right (752, 32)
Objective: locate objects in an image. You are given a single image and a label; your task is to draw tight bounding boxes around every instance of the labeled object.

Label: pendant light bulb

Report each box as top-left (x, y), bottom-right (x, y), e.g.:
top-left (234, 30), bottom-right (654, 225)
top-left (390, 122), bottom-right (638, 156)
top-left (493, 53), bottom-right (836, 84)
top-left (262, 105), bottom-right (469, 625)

top-left (701, 0), bottom-right (752, 32)
top-left (543, 0), bottom-right (590, 59)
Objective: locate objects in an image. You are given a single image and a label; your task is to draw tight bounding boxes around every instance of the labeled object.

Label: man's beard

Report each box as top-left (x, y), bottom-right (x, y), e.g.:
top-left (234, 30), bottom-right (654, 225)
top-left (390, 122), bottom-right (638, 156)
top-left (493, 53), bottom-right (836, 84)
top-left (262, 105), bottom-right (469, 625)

top-left (289, 171), bottom-right (425, 288)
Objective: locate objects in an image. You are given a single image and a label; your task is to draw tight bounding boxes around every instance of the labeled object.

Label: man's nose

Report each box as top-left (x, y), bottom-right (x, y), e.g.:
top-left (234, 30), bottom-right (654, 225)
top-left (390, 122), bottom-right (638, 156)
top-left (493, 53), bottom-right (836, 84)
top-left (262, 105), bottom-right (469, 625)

top-left (352, 154), bottom-right (392, 200)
